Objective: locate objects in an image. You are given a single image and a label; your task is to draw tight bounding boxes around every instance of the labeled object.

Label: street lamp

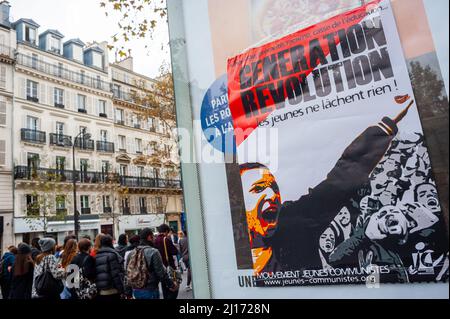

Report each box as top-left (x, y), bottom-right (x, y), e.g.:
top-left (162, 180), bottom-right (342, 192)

top-left (73, 129), bottom-right (91, 239)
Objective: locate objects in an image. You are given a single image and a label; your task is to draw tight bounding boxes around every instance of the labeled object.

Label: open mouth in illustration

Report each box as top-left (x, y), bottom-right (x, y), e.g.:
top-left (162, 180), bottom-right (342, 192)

top-left (260, 201), bottom-right (279, 223)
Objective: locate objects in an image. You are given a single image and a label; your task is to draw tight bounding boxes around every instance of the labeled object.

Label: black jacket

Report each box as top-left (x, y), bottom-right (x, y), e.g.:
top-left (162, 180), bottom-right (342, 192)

top-left (95, 247), bottom-right (125, 293)
top-left (115, 245), bottom-right (128, 259)
top-left (71, 252), bottom-right (96, 282)
top-left (9, 265), bottom-right (34, 300)
top-left (125, 244), bottom-right (175, 291)
top-left (269, 117), bottom-right (398, 272)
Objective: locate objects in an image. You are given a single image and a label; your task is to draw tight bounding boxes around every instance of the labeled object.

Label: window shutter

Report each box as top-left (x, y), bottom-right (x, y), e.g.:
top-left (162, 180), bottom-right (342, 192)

top-left (19, 78), bottom-right (26, 99)
top-left (39, 83), bottom-right (46, 105)
top-left (85, 96), bottom-right (92, 114)
top-left (72, 92), bottom-right (77, 111)
top-left (47, 86), bottom-right (53, 106)
top-left (0, 140), bottom-right (5, 166)
top-left (20, 195), bottom-right (27, 216)
top-left (0, 66), bottom-right (6, 90)
top-left (107, 102), bottom-right (113, 119)
top-left (0, 101), bottom-right (6, 126)
top-left (20, 151), bottom-right (27, 166)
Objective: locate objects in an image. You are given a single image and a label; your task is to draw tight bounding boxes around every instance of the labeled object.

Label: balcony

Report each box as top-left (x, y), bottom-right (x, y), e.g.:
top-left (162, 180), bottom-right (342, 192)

top-left (27, 207), bottom-right (40, 217)
top-left (21, 129), bottom-right (46, 144)
top-left (140, 207), bottom-right (148, 215)
top-left (78, 108), bottom-right (87, 114)
top-left (54, 103), bottom-right (65, 109)
top-left (14, 166), bottom-right (119, 185)
top-left (50, 134), bottom-right (72, 148)
top-left (116, 120), bottom-right (125, 126)
top-left (16, 53), bottom-right (112, 92)
top-left (120, 176), bottom-right (182, 189)
top-left (0, 44), bottom-right (15, 61)
top-left (74, 138), bottom-right (95, 151)
top-left (99, 113), bottom-right (108, 118)
top-left (97, 141), bottom-right (115, 153)
top-left (103, 207), bottom-right (112, 214)
top-left (81, 208), bottom-right (91, 215)
top-left (27, 95), bottom-right (39, 103)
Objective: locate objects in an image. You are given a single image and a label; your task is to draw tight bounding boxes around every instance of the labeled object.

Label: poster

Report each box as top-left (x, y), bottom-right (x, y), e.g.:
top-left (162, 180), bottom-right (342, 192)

top-left (227, 0), bottom-right (449, 287)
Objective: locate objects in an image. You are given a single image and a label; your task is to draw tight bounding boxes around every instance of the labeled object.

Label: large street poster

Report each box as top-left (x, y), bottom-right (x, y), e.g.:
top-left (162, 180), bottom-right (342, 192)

top-left (227, 0), bottom-right (449, 287)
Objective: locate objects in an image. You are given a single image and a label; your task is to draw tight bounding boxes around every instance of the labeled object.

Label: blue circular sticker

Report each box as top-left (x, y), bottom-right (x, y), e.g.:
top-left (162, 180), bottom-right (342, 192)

top-left (201, 74), bottom-right (236, 154)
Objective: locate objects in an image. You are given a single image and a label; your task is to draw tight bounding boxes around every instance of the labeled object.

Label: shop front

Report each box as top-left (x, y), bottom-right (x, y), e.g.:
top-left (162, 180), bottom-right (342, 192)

top-left (117, 214), bottom-right (165, 237)
top-left (14, 215), bottom-right (100, 245)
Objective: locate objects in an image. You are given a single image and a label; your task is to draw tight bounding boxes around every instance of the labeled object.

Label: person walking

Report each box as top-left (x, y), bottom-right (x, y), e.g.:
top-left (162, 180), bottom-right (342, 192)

top-left (0, 246), bottom-right (18, 299)
top-left (178, 232), bottom-right (192, 291)
top-left (124, 235), bottom-right (140, 269)
top-left (125, 228), bottom-right (178, 300)
top-left (9, 243), bottom-right (34, 300)
top-left (95, 235), bottom-right (125, 300)
top-left (32, 238), bottom-right (65, 300)
top-left (115, 234), bottom-right (128, 259)
top-left (154, 224), bottom-right (180, 299)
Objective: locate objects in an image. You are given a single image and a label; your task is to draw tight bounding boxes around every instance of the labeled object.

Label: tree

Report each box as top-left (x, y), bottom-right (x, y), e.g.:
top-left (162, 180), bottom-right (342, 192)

top-left (100, 0), bottom-right (168, 58)
top-left (409, 61), bottom-right (448, 118)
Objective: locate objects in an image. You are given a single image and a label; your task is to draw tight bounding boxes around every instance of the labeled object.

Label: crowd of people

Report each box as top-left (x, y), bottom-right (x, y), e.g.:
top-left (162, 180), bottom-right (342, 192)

top-left (0, 224), bottom-right (191, 300)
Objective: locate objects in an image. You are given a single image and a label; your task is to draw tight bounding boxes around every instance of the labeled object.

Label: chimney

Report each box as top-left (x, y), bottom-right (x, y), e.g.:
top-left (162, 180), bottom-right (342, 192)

top-left (0, 1), bottom-right (11, 29)
top-left (116, 56), bottom-right (134, 72)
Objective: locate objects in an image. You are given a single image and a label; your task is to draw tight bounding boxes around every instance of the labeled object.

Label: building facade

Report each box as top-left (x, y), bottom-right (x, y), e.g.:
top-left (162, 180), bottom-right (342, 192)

top-left (0, 1), bottom-right (183, 246)
top-left (0, 1), bottom-right (14, 254)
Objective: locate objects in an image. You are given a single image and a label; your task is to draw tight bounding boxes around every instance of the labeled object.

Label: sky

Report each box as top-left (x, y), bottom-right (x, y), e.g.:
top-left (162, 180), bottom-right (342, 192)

top-left (9, 0), bottom-right (171, 78)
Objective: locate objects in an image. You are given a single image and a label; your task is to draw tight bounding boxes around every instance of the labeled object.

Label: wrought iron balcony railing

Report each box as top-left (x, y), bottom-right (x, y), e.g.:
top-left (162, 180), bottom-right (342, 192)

top-left (21, 129), bottom-right (46, 144)
top-left (50, 134), bottom-right (72, 148)
top-left (16, 53), bottom-right (112, 92)
top-left (74, 138), bottom-right (95, 151)
top-left (96, 141), bottom-right (115, 153)
top-left (14, 166), bottom-right (119, 184)
top-left (119, 176), bottom-right (181, 189)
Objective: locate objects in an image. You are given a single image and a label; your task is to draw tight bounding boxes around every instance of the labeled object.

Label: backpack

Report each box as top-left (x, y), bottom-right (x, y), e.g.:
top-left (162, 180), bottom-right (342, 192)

top-left (126, 248), bottom-right (149, 289)
top-left (74, 256), bottom-right (97, 300)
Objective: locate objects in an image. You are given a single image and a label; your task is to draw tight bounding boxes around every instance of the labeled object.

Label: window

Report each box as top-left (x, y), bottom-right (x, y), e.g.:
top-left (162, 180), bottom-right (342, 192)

top-left (80, 70), bottom-right (85, 84)
top-left (80, 159), bottom-right (89, 172)
top-left (27, 153), bottom-right (40, 169)
top-left (136, 138), bottom-right (142, 154)
top-left (57, 63), bottom-right (63, 78)
top-left (0, 140), bottom-right (5, 166)
top-left (138, 166), bottom-right (144, 178)
top-left (100, 130), bottom-right (108, 142)
top-left (120, 165), bottom-right (128, 176)
top-left (56, 122), bottom-right (64, 135)
top-left (25, 25), bottom-right (36, 44)
top-left (26, 195), bottom-right (39, 216)
top-left (113, 84), bottom-right (121, 98)
top-left (93, 52), bottom-right (103, 69)
top-left (98, 100), bottom-right (106, 116)
top-left (54, 88), bottom-right (64, 106)
top-left (27, 116), bottom-right (38, 130)
top-left (118, 135), bottom-right (126, 151)
top-left (77, 94), bottom-right (86, 112)
top-left (26, 80), bottom-right (38, 99)
top-left (96, 76), bottom-right (102, 89)
top-left (50, 37), bottom-right (61, 53)
top-left (116, 109), bottom-right (124, 124)
top-left (80, 195), bottom-right (90, 210)
top-left (102, 161), bottom-right (110, 174)
top-left (103, 195), bottom-right (111, 209)
top-left (31, 53), bottom-right (38, 69)
top-left (148, 117), bottom-right (155, 131)
top-left (139, 197), bottom-right (147, 211)
top-left (56, 195), bottom-right (66, 210)
top-left (0, 101), bottom-right (6, 126)
top-left (56, 156), bottom-right (65, 171)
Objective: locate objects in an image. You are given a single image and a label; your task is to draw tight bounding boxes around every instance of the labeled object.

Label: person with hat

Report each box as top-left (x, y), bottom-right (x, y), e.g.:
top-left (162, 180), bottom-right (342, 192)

top-left (32, 238), bottom-right (65, 299)
top-left (9, 243), bottom-right (34, 299)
